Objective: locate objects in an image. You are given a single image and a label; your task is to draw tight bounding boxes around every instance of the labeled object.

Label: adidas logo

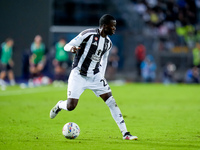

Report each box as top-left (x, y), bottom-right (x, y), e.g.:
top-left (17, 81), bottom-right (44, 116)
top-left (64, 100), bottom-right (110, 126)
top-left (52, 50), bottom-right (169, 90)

top-left (92, 41), bottom-right (98, 46)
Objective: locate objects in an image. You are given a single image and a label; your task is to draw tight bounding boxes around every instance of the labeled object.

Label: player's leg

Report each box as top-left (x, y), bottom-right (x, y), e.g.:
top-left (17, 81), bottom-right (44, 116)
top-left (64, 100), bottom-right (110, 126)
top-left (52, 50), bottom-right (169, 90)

top-left (53, 60), bottom-right (60, 80)
top-left (60, 63), bottom-right (67, 81)
top-left (0, 71), bottom-right (6, 83)
top-left (0, 64), bottom-right (8, 90)
top-left (50, 98), bottom-right (79, 119)
top-left (7, 64), bottom-right (15, 86)
top-left (0, 71), bottom-right (7, 91)
top-left (59, 98), bottom-right (79, 111)
top-left (93, 74), bottom-right (137, 140)
top-left (8, 70), bottom-right (15, 85)
top-left (54, 65), bottom-right (62, 80)
top-left (53, 61), bottom-right (66, 82)
top-left (0, 64), bottom-right (7, 86)
top-left (50, 69), bottom-right (85, 118)
top-left (29, 64), bottom-right (38, 78)
top-left (100, 92), bottom-right (138, 140)
top-left (36, 62), bottom-right (45, 75)
top-left (100, 93), bottom-right (128, 134)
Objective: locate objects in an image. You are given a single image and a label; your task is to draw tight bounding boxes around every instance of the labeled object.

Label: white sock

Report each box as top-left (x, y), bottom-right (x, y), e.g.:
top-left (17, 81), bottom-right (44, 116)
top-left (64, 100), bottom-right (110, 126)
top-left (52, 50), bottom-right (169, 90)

top-left (106, 96), bottom-right (128, 136)
top-left (10, 79), bottom-right (16, 86)
top-left (0, 79), bottom-right (5, 85)
top-left (58, 100), bottom-right (68, 111)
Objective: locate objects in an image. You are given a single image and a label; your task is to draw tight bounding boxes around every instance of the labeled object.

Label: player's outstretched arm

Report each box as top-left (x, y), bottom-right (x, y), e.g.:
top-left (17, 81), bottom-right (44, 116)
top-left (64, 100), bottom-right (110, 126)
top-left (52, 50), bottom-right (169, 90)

top-left (64, 44), bottom-right (80, 54)
top-left (70, 46), bottom-right (80, 53)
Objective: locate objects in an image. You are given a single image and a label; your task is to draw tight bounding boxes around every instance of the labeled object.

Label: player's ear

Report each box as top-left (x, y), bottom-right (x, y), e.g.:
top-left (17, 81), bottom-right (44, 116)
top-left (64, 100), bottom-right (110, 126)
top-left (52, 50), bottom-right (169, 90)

top-left (103, 24), bottom-right (107, 28)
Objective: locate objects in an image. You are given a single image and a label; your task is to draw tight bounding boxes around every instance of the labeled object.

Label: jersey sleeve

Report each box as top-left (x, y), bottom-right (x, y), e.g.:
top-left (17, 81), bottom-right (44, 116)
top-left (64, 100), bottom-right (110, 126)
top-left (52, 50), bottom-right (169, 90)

top-left (64, 29), bottom-right (95, 52)
top-left (64, 34), bottom-right (83, 52)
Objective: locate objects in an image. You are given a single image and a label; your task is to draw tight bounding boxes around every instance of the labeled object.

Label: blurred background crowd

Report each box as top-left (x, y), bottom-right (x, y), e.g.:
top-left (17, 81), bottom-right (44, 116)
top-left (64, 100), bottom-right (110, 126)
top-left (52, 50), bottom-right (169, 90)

top-left (0, 0), bottom-right (200, 90)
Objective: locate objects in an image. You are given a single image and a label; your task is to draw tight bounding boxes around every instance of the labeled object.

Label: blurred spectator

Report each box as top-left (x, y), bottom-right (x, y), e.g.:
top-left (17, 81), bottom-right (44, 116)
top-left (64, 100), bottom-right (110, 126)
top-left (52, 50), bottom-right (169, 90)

top-left (0, 38), bottom-right (15, 89)
top-left (162, 62), bottom-right (176, 84)
top-left (140, 55), bottom-right (156, 82)
top-left (106, 46), bottom-right (120, 80)
top-left (145, 0), bottom-right (158, 8)
top-left (196, 0), bottom-right (200, 8)
top-left (134, 0), bottom-right (147, 15)
top-left (184, 25), bottom-right (196, 49)
top-left (192, 43), bottom-right (200, 67)
top-left (185, 66), bottom-right (199, 83)
top-left (29, 35), bottom-right (46, 85)
top-left (196, 29), bottom-right (200, 42)
top-left (133, 0), bottom-right (198, 48)
top-left (52, 37), bottom-right (70, 85)
top-left (149, 9), bottom-right (159, 26)
top-left (135, 42), bottom-right (146, 77)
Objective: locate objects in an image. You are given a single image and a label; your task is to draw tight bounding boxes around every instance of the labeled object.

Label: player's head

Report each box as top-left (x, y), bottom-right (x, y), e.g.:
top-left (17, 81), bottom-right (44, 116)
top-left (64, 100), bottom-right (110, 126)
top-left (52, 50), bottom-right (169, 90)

top-left (5, 38), bottom-right (14, 47)
top-left (58, 37), bottom-right (66, 45)
top-left (34, 35), bottom-right (42, 43)
top-left (99, 14), bottom-right (116, 36)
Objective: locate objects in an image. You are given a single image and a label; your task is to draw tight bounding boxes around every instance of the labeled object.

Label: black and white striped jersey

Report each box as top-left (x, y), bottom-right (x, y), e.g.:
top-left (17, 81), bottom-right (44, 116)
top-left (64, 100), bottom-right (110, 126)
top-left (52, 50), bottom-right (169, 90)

top-left (64, 28), bottom-right (112, 77)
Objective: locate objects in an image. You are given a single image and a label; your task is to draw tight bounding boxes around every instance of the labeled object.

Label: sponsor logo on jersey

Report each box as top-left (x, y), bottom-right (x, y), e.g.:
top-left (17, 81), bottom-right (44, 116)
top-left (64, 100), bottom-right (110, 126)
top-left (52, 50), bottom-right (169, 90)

top-left (91, 54), bottom-right (100, 62)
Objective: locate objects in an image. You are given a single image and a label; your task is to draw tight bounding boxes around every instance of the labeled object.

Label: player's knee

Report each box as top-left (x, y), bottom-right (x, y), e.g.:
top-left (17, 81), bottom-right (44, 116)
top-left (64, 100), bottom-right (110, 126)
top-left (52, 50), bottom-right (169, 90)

top-left (67, 102), bottom-right (77, 111)
top-left (67, 98), bottom-right (78, 111)
top-left (105, 96), bottom-right (118, 107)
top-left (67, 104), bottom-right (75, 111)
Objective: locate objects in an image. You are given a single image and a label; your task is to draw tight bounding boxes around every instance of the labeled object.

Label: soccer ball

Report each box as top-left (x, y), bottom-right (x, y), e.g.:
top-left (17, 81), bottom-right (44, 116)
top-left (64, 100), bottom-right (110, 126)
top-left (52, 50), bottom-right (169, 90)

top-left (62, 122), bottom-right (80, 139)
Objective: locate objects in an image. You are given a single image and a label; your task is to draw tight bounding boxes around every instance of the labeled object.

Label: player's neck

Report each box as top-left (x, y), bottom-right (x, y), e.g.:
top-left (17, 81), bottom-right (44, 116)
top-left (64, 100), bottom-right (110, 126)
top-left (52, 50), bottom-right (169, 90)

top-left (99, 28), bottom-right (106, 38)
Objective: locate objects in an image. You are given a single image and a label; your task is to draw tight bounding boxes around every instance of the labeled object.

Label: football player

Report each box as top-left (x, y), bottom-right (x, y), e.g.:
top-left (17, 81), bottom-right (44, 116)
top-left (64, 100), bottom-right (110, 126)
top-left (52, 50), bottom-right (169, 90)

top-left (50, 14), bottom-right (138, 140)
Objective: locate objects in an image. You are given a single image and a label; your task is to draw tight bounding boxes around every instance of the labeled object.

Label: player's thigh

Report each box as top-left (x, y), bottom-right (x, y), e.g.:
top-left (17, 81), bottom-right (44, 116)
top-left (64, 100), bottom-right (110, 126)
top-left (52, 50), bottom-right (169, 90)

top-left (67, 69), bottom-right (85, 99)
top-left (29, 64), bottom-right (36, 72)
top-left (37, 62), bottom-right (45, 71)
top-left (0, 63), bottom-right (7, 72)
top-left (7, 64), bottom-right (13, 71)
top-left (92, 73), bottom-right (111, 97)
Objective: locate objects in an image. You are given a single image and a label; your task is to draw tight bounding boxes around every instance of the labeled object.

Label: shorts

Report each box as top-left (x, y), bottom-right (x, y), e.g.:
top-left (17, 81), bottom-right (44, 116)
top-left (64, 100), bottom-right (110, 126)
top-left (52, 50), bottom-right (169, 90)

top-left (67, 68), bottom-right (111, 99)
top-left (0, 63), bottom-right (12, 71)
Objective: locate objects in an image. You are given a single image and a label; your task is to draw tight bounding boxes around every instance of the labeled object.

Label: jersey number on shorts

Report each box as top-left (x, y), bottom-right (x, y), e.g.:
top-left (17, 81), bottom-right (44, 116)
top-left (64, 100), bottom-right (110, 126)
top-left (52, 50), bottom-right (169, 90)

top-left (100, 79), bottom-right (107, 87)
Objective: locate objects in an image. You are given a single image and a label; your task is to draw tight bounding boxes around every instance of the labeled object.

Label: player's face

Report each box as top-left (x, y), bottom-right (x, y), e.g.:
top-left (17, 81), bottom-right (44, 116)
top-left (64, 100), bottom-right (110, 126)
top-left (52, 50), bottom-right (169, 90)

top-left (104, 20), bottom-right (116, 36)
top-left (59, 39), bottom-right (66, 46)
top-left (7, 40), bottom-right (14, 47)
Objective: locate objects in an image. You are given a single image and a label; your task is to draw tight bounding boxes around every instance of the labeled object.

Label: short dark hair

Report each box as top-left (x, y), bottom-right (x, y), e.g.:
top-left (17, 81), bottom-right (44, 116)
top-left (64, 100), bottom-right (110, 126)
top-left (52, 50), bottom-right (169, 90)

top-left (5, 38), bottom-right (13, 43)
top-left (99, 14), bottom-right (115, 26)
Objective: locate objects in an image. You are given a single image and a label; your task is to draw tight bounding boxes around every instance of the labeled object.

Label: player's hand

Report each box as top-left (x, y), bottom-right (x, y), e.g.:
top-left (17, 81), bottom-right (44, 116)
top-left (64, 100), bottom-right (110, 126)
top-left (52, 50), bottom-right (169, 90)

top-left (70, 46), bottom-right (80, 53)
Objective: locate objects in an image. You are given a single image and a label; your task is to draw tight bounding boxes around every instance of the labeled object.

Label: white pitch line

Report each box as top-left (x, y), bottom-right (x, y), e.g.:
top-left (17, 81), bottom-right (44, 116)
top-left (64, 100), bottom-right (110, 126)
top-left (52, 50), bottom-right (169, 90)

top-left (0, 87), bottom-right (66, 97)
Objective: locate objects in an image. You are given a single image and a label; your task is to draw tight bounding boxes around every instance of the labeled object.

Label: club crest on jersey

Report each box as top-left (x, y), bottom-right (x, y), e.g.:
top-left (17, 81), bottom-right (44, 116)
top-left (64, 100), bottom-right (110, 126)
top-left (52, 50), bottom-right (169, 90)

top-left (95, 37), bottom-right (98, 41)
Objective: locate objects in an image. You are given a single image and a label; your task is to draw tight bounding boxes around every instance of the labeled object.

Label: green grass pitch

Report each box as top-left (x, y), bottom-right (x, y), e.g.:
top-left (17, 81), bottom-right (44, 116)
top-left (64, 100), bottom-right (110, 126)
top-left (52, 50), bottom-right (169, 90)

top-left (0, 83), bottom-right (200, 150)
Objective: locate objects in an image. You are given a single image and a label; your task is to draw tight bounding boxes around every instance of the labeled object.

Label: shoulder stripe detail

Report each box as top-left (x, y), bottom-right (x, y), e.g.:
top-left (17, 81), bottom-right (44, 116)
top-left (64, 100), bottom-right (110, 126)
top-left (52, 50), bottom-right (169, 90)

top-left (81, 29), bottom-right (97, 36)
top-left (108, 41), bottom-right (112, 50)
top-left (72, 35), bottom-right (92, 69)
top-left (106, 37), bottom-right (112, 50)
